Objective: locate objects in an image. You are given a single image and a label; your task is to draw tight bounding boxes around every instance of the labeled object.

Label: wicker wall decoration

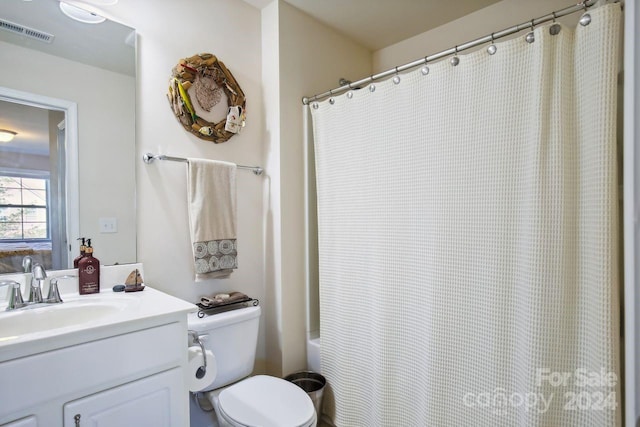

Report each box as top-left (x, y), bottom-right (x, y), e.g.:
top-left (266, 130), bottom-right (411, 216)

top-left (167, 53), bottom-right (246, 143)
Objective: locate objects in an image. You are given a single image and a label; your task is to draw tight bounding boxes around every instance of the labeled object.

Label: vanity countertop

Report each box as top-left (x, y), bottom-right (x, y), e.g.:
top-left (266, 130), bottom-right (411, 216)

top-left (0, 285), bottom-right (196, 362)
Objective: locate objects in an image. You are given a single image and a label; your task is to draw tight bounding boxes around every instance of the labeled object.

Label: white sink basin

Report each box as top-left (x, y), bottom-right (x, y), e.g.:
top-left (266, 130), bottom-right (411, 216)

top-left (0, 267), bottom-right (196, 363)
top-left (0, 295), bottom-right (138, 342)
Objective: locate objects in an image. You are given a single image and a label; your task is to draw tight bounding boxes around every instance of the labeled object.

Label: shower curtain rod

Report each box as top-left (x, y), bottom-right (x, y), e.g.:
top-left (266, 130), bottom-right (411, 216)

top-left (302, 0), bottom-right (598, 105)
top-left (142, 153), bottom-right (264, 175)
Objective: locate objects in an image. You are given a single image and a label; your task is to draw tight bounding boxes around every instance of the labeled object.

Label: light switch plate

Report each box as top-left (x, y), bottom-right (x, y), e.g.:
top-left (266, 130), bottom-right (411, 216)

top-left (99, 217), bottom-right (117, 233)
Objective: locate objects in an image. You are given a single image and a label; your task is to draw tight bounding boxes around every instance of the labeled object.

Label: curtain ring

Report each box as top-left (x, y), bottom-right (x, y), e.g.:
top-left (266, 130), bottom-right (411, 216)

top-left (393, 66), bottom-right (401, 84)
top-left (487, 33), bottom-right (497, 55)
top-left (549, 11), bottom-right (561, 35)
top-left (525, 19), bottom-right (536, 43)
top-left (579, 1), bottom-right (592, 26)
top-left (450, 45), bottom-right (460, 66)
top-left (421, 56), bottom-right (430, 75)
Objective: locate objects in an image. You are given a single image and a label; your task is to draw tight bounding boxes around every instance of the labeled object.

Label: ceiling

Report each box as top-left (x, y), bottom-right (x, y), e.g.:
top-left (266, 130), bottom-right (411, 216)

top-left (0, 101), bottom-right (52, 156)
top-left (0, 0), bottom-right (135, 76)
top-left (243, 0), bottom-right (502, 51)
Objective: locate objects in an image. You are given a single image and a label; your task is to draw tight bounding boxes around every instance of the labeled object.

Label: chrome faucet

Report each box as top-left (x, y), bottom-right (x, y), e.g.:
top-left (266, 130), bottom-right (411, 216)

top-left (22, 255), bottom-right (33, 274)
top-left (0, 265), bottom-right (73, 311)
top-left (28, 263), bottom-right (47, 304)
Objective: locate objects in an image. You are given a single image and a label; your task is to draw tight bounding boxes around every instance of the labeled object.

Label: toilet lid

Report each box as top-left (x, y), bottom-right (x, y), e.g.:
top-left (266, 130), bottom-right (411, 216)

top-left (218, 375), bottom-right (316, 427)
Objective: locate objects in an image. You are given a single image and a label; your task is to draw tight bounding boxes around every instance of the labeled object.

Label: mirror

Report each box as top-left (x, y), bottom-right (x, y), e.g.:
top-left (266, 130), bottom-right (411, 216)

top-left (0, 0), bottom-right (136, 274)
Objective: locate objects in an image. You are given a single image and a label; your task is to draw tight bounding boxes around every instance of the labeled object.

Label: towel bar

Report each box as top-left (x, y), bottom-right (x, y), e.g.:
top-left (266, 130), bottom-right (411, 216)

top-left (143, 153), bottom-right (263, 175)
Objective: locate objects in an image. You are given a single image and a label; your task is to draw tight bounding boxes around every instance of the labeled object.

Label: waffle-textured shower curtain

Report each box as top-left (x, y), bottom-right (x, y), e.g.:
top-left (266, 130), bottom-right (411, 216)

top-left (311, 4), bottom-right (621, 426)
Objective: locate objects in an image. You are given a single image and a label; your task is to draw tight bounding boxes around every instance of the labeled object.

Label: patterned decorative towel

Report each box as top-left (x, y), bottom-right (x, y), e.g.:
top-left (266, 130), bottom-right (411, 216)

top-left (187, 159), bottom-right (237, 281)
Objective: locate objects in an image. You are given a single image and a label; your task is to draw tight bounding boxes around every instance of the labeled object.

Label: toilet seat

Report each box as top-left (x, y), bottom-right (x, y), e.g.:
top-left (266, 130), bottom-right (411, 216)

top-left (217, 375), bottom-right (316, 427)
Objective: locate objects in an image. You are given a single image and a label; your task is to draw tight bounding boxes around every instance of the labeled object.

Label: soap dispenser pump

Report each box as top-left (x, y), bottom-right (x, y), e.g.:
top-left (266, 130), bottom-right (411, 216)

top-left (78, 239), bottom-right (100, 295)
top-left (74, 237), bottom-right (86, 268)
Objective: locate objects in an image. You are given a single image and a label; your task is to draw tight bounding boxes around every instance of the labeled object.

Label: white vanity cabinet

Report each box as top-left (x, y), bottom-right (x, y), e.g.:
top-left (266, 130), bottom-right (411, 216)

top-left (0, 288), bottom-right (194, 427)
top-left (63, 368), bottom-right (183, 427)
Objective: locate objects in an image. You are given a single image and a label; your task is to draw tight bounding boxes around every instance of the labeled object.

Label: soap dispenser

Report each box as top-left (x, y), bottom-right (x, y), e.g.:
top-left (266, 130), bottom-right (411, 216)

top-left (78, 239), bottom-right (100, 295)
top-left (74, 237), bottom-right (86, 268)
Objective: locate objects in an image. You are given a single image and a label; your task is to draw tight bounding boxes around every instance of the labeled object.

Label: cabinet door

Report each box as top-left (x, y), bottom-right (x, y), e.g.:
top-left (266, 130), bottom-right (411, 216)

top-left (63, 368), bottom-right (183, 427)
top-left (1, 416), bottom-right (38, 427)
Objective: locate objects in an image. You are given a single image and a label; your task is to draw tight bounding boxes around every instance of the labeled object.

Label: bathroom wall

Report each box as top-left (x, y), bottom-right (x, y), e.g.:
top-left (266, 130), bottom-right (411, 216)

top-left (373, 0), bottom-right (580, 73)
top-left (261, 0), bottom-right (372, 376)
top-left (106, 0), bottom-right (264, 305)
top-left (104, 0), bottom-right (268, 364)
top-left (104, 0), bottom-right (371, 378)
top-left (0, 151), bottom-right (48, 172)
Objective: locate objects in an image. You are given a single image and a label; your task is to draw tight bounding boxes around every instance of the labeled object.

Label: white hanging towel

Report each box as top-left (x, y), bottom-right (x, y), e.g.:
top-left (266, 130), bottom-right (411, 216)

top-left (187, 159), bottom-right (237, 281)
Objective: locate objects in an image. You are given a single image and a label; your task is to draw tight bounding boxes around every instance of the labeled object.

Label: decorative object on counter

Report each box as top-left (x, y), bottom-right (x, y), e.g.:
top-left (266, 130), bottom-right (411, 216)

top-left (196, 292), bottom-right (258, 318)
top-left (123, 268), bottom-right (145, 292)
top-left (78, 239), bottom-right (100, 295)
top-left (125, 268), bottom-right (144, 285)
top-left (125, 283), bottom-right (145, 292)
top-left (167, 53), bottom-right (246, 143)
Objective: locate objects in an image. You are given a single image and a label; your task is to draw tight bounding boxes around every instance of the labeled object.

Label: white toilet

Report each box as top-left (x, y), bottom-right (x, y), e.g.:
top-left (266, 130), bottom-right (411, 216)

top-left (188, 305), bottom-right (317, 427)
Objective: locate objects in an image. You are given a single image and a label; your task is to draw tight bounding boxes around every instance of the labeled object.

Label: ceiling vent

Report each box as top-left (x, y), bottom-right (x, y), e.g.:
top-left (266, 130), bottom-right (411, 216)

top-left (0, 19), bottom-right (54, 43)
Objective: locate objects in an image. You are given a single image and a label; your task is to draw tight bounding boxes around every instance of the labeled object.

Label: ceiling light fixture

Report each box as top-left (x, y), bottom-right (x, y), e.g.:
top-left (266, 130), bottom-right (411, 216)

top-left (59, 2), bottom-right (106, 24)
top-left (0, 130), bottom-right (17, 143)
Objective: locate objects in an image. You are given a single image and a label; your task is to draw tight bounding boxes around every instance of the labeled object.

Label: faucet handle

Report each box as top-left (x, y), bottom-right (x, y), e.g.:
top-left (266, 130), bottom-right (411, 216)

top-left (0, 281), bottom-right (25, 310)
top-left (46, 279), bottom-right (62, 304)
top-left (46, 276), bottom-right (75, 304)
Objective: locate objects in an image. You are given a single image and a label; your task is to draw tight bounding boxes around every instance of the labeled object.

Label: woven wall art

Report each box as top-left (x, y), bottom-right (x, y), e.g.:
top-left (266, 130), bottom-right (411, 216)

top-left (168, 53), bottom-right (246, 143)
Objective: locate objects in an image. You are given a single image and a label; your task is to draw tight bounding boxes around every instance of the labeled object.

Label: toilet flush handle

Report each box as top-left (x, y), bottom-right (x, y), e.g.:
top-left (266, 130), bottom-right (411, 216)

top-left (188, 330), bottom-right (208, 379)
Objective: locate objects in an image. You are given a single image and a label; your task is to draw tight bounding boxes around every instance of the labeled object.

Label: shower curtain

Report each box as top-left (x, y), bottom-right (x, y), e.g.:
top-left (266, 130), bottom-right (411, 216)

top-left (311, 4), bottom-right (621, 426)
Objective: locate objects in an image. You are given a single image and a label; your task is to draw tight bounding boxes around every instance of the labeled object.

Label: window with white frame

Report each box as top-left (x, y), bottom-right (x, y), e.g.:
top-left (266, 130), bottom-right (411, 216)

top-left (0, 175), bottom-right (49, 241)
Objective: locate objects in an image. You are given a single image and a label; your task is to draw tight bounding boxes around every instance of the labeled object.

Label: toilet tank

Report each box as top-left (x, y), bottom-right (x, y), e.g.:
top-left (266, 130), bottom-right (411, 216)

top-left (188, 305), bottom-right (261, 391)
